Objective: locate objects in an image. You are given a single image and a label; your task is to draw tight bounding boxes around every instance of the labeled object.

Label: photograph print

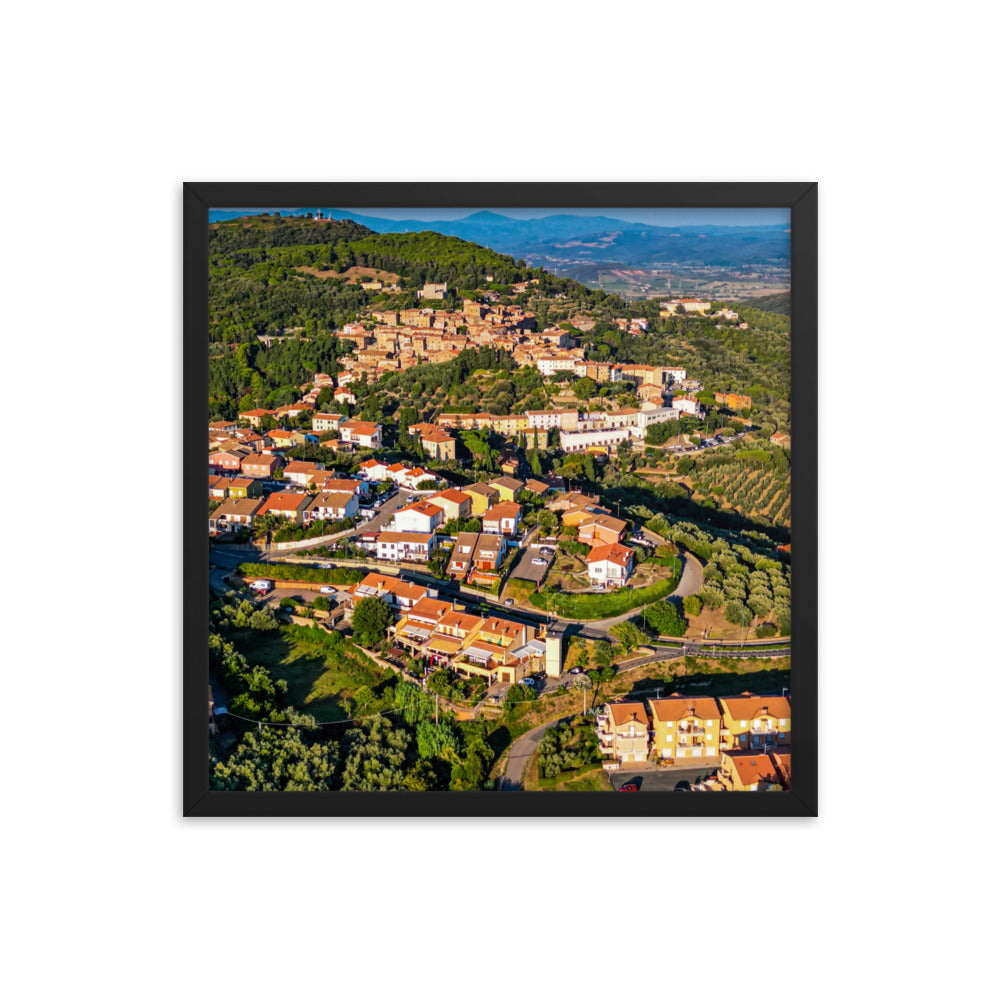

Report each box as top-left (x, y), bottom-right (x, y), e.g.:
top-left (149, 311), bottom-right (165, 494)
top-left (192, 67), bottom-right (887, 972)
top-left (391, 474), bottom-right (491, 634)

top-left (189, 183), bottom-right (816, 815)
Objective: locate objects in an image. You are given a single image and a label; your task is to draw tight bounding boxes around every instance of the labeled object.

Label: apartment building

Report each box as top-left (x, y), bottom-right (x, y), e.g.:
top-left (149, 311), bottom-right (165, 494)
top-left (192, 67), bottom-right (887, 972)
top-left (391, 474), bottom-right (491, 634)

top-left (718, 694), bottom-right (792, 752)
top-left (649, 695), bottom-right (723, 761)
top-left (596, 702), bottom-right (651, 765)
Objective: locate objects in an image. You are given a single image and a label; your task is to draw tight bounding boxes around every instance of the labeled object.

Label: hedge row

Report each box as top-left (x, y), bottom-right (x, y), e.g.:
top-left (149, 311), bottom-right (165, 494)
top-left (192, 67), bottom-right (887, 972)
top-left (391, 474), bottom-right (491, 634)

top-left (238, 562), bottom-right (364, 585)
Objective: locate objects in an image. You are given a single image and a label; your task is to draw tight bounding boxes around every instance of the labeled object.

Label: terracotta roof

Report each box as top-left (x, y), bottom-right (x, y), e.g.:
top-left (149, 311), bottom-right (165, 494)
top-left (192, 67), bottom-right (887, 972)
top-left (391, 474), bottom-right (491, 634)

top-left (376, 532), bottom-right (433, 544)
top-left (438, 610), bottom-right (482, 632)
top-left (228, 478), bottom-right (254, 489)
top-left (283, 460), bottom-right (323, 475)
top-left (213, 497), bottom-right (264, 519)
top-left (464, 482), bottom-right (499, 498)
top-left (648, 695), bottom-right (721, 724)
top-left (307, 491), bottom-right (354, 511)
top-left (586, 542), bottom-right (634, 568)
top-left (259, 491), bottom-right (309, 513)
top-left (407, 597), bottom-right (453, 622)
top-left (607, 702), bottom-right (649, 729)
top-left (323, 478), bottom-right (364, 493)
top-left (484, 502), bottom-right (522, 520)
top-left (726, 752), bottom-right (782, 788)
top-left (342, 420), bottom-right (379, 435)
top-left (399, 500), bottom-right (443, 519)
top-left (720, 694), bottom-right (791, 722)
top-left (490, 476), bottom-right (524, 491)
top-left (480, 617), bottom-right (525, 641)
top-left (432, 489), bottom-right (472, 506)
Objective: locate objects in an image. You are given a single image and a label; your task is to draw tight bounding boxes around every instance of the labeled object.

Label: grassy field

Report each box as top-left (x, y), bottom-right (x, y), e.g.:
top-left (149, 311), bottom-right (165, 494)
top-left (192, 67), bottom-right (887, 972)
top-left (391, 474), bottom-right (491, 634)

top-left (527, 762), bottom-right (612, 792)
top-left (232, 625), bottom-right (392, 722)
top-left (531, 556), bottom-right (682, 619)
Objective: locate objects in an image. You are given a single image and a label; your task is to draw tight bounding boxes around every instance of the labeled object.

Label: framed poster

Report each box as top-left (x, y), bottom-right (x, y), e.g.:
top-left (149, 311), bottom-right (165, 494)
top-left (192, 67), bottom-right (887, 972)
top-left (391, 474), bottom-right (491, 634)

top-left (184, 182), bottom-right (817, 817)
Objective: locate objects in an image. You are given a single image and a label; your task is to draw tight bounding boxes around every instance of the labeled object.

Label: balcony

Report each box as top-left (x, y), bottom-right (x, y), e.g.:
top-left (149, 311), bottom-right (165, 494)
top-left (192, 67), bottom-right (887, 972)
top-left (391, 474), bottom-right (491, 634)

top-left (677, 726), bottom-right (706, 736)
top-left (598, 743), bottom-right (615, 755)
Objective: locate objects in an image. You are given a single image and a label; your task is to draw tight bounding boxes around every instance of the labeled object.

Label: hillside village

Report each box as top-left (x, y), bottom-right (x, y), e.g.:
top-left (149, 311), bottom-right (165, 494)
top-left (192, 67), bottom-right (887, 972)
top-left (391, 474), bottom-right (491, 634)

top-left (207, 216), bottom-right (793, 794)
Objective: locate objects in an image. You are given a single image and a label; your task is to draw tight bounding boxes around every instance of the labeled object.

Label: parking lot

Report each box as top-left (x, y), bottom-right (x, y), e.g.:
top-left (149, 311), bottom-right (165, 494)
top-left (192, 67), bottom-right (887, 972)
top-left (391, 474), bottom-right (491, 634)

top-left (509, 543), bottom-right (555, 585)
top-left (609, 761), bottom-right (721, 792)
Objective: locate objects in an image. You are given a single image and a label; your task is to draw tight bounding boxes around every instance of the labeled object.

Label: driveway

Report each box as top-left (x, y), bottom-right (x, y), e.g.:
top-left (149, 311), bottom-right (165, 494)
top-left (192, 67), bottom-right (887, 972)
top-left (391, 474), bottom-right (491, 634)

top-left (609, 761), bottom-right (721, 791)
top-left (672, 552), bottom-right (704, 598)
top-left (499, 716), bottom-right (572, 791)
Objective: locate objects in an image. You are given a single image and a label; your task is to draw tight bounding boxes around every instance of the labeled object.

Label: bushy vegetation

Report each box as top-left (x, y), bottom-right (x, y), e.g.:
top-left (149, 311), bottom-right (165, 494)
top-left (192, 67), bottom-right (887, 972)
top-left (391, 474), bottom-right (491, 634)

top-left (531, 560), bottom-right (681, 619)
top-left (237, 562), bottom-right (363, 585)
top-left (536, 720), bottom-right (600, 779)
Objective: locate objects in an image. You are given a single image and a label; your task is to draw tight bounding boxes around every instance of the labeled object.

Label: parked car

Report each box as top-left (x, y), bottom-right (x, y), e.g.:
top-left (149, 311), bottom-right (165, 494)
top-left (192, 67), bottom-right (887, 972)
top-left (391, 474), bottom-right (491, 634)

top-left (619, 782), bottom-right (639, 792)
top-left (531, 558), bottom-right (547, 566)
top-left (319, 586), bottom-right (336, 594)
top-left (570, 667), bottom-right (583, 675)
top-left (504, 597), bottom-right (514, 606)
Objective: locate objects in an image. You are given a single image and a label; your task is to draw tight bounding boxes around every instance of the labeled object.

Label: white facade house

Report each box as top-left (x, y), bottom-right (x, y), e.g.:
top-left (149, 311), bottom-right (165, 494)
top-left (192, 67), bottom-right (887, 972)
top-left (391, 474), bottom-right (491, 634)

top-left (559, 427), bottom-right (632, 452)
top-left (375, 532), bottom-right (438, 562)
top-left (392, 501), bottom-right (445, 534)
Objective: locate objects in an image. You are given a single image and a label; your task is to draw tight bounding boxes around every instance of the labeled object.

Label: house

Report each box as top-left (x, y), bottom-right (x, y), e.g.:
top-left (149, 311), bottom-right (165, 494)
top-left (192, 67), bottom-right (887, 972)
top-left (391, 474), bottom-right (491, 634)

top-left (577, 513), bottom-right (628, 547)
top-left (482, 501), bottom-right (523, 536)
top-left (522, 479), bottom-right (550, 498)
top-left (312, 412), bottom-right (346, 433)
top-left (470, 533), bottom-right (507, 582)
top-left (596, 702), bottom-right (651, 765)
top-left (209, 419), bottom-right (238, 435)
top-left (649, 695), bottom-right (722, 761)
top-left (208, 475), bottom-right (230, 499)
top-left (770, 432), bottom-right (791, 449)
top-left (238, 408), bottom-right (275, 428)
top-left (429, 488), bottom-right (473, 522)
top-left (211, 447), bottom-right (250, 473)
top-left (393, 500), bottom-right (445, 534)
top-left (274, 403), bottom-right (313, 420)
top-left (226, 477), bottom-right (262, 499)
top-left (562, 503), bottom-right (612, 528)
top-left (446, 531), bottom-right (479, 577)
top-left (358, 458), bottom-right (392, 481)
top-left (304, 491), bottom-right (359, 523)
top-left (463, 482), bottom-right (500, 516)
top-left (340, 420), bottom-right (382, 449)
top-left (419, 428), bottom-right (457, 461)
top-left (346, 572), bottom-right (428, 611)
top-left (282, 460), bottom-right (324, 487)
top-left (671, 396), bottom-right (705, 418)
top-left (714, 392), bottom-right (753, 411)
top-left (418, 281), bottom-right (448, 299)
top-left (257, 490), bottom-right (311, 524)
top-left (209, 496), bottom-right (264, 533)
top-left (422, 610), bottom-right (483, 668)
top-left (718, 694), bottom-right (791, 752)
top-left (241, 453), bottom-right (281, 479)
top-left (489, 476), bottom-right (524, 503)
top-left (321, 477), bottom-right (371, 498)
top-left (717, 751), bottom-right (786, 791)
top-left (586, 543), bottom-right (635, 588)
top-left (375, 531), bottom-right (438, 562)
top-left (333, 387), bottom-right (357, 405)
top-left (267, 428), bottom-right (297, 449)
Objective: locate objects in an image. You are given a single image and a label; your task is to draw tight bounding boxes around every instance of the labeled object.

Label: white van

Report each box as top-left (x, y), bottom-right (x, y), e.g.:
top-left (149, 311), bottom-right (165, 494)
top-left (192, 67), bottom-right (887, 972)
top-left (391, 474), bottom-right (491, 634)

top-left (250, 579), bottom-right (273, 594)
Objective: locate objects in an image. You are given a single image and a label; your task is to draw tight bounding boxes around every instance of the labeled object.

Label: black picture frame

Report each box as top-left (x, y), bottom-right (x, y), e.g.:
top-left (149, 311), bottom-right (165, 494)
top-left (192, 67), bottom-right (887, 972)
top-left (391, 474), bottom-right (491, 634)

top-left (184, 181), bottom-right (817, 818)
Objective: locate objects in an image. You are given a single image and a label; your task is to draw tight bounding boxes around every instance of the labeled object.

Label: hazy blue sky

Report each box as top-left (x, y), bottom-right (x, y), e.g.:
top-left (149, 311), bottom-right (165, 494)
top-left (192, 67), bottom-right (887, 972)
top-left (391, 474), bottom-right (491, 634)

top-left (211, 207), bottom-right (790, 227)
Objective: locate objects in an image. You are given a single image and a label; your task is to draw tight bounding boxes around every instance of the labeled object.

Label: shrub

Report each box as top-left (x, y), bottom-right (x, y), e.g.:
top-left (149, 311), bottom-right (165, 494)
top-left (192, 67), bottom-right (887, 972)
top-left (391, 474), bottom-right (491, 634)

top-left (755, 622), bottom-right (778, 638)
top-left (682, 595), bottom-right (703, 617)
top-left (313, 596), bottom-right (331, 611)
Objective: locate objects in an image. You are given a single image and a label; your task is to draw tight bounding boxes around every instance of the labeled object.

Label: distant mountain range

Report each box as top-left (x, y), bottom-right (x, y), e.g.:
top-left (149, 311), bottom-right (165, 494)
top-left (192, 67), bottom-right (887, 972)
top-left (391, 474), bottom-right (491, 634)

top-left (208, 209), bottom-right (790, 269)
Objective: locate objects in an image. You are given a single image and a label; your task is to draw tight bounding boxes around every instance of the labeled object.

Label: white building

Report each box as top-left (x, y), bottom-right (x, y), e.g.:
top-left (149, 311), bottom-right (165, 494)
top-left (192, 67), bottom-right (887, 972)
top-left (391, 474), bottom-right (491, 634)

top-left (392, 500), bottom-right (445, 534)
top-left (375, 532), bottom-right (438, 562)
top-left (559, 427), bottom-right (631, 452)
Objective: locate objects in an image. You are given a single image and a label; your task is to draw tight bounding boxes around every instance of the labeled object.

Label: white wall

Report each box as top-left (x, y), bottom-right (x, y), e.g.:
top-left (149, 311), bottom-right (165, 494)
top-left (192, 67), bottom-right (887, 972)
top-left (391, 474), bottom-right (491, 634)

top-left (5, 5), bottom-right (993, 1000)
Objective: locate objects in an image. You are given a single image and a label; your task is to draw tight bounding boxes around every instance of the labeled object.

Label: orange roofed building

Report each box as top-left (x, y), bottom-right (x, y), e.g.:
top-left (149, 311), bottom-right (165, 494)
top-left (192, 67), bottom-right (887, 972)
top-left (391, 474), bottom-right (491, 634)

top-left (596, 702), bottom-right (651, 766)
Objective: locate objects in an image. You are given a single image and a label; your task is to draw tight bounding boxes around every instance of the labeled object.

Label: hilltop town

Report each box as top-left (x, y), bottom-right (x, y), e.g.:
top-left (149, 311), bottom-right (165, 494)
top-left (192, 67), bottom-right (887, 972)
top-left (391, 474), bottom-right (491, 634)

top-left (207, 215), bottom-right (793, 793)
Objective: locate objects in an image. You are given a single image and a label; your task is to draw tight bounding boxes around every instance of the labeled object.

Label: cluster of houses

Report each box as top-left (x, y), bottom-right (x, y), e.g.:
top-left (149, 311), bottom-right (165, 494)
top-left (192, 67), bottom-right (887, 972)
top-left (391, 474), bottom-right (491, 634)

top-left (597, 693), bottom-right (791, 791)
top-left (343, 571), bottom-right (563, 686)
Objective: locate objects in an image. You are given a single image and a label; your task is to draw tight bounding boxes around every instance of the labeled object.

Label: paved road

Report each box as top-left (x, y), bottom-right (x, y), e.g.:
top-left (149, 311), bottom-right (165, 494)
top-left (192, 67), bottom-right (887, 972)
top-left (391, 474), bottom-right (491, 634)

top-left (499, 716), bottom-right (572, 791)
top-left (673, 552), bottom-right (704, 598)
top-left (348, 489), bottom-right (412, 536)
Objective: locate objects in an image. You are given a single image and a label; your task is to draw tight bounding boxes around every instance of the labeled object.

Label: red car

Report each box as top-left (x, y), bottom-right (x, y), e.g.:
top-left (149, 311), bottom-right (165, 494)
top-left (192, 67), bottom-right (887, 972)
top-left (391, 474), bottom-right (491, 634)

top-left (619, 782), bottom-right (639, 792)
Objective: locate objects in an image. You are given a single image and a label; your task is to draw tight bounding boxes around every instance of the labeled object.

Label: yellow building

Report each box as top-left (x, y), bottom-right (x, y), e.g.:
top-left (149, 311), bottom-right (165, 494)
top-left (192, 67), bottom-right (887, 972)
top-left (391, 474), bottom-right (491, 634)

top-left (718, 694), bottom-right (791, 752)
top-left (489, 477), bottom-right (524, 502)
top-left (718, 751), bottom-right (787, 791)
top-left (649, 695), bottom-right (722, 761)
top-left (596, 702), bottom-right (650, 765)
top-left (464, 482), bottom-right (500, 515)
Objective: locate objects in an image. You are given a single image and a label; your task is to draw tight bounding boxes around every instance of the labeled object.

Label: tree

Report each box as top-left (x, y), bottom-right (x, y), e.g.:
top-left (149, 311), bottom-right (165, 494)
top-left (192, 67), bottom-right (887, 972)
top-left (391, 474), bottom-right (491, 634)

top-left (682, 594), bottom-right (703, 617)
top-left (644, 599), bottom-right (687, 636)
top-left (590, 640), bottom-right (615, 669)
top-left (313, 595), bottom-right (331, 611)
top-left (530, 449), bottom-right (543, 477)
top-left (210, 726), bottom-right (339, 791)
top-left (352, 596), bottom-right (394, 647)
top-left (610, 621), bottom-right (644, 653)
top-left (340, 717), bottom-right (410, 791)
top-left (573, 376), bottom-right (598, 400)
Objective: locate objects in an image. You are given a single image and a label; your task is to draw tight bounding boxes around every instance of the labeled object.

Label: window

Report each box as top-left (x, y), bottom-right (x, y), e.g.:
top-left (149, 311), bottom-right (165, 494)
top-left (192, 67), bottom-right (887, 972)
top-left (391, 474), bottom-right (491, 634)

top-left (706, 720), bottom-right (713, 726)
top-left (666, 721), bottom-right (673, 728)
